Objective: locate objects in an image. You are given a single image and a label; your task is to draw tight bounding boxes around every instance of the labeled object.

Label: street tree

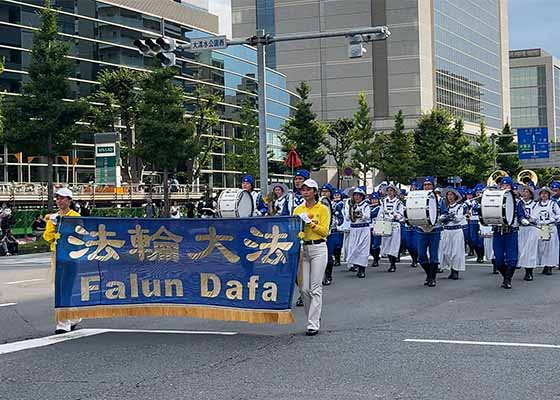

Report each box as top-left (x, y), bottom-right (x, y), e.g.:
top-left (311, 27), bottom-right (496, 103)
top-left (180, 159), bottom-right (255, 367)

top-left (471, 121), bottom-right (497, 183)
top-left (135, 68), bottom-right (192, 217)
top-left (89, 68), bottom-right (143, 183)
top-left (225, 99), bottom-right (259, 178)
top-left (379, 110), bottom-right (418, 184)
top-left (185, 87), bottom-right (221, 186)
top-left (280, 82), bottom-right (327, 171)
top-left (448, 118), bottom-right (476, 185)
top-left (325, 117), bottom-right (354, 187)
top-left (351, 92), bottom-right (377, 186)
top-left (1, 1), bottom-right (87, 210)
top-left (413, 109), bottom-right (453, 183)
top-left (496, 123), bottom-right (522, 176)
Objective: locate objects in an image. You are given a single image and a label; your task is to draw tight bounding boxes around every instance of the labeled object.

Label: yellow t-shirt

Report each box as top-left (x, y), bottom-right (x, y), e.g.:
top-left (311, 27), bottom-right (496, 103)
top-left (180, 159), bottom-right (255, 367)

top-left (293, 202), bottom-right (330, 241)
top-left (43, 209), bottom-right (81, 251)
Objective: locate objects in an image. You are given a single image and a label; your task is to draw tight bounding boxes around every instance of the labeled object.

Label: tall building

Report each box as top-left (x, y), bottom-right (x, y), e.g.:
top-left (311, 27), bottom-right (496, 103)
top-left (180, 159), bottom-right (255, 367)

top-left (0, 0), bottom-right (295, 189)
top-left (509, 48), bottom-right (560, 143)
top-left (232, 0), bottom-right (511, 134)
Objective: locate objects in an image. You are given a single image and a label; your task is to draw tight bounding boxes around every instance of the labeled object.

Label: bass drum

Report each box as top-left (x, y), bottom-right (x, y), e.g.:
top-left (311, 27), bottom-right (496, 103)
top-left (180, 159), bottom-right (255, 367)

top-left (217, 189), bottom-right (254, 218)
top-left (480, 189), bottom-right (515, 226)
top-left (405, 190), bottom-right (439, 227)
top-left (372, 220), bottom-right (393, 237)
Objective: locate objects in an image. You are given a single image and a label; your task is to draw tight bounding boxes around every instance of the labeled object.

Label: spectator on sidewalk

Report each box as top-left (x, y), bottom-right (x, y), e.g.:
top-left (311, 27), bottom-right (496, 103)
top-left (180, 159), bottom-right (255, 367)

top-left (31, 215), bottom-right (47, 237)
top-left (1, 229), bottom-right (18, 256)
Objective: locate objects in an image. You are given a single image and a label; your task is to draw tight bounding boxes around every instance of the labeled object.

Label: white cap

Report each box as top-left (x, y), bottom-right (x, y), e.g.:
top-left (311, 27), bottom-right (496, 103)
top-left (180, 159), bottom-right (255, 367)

top-left (302, 179), bottom-right (319, 190)
top-left (55, 187), bottom-right (73, 198)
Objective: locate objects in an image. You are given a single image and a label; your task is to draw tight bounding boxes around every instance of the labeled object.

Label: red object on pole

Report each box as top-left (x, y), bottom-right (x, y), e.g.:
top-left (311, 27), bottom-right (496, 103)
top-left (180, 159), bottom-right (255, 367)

top-left (284, 149), bottom-right (302, 168)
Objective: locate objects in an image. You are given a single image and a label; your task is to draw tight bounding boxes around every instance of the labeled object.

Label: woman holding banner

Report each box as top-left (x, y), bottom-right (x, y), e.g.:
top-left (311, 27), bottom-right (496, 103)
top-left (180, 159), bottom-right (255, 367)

top-left (43, 188), bottom-right (82, 334)
top-left (294, 179), bottom-right (330, 336)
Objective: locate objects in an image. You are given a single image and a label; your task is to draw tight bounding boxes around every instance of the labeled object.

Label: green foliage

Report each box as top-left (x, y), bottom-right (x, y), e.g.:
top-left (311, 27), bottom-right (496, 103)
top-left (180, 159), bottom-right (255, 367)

top-left (280, 82), bottom-right (327, 171)
top-left (413, 109), bottom-right (453, 181)
top-left (535, 167), bottom-right (560, 185)
top-left (379, 110), bottom-right (418, 184)
top-left (19, 239), bottom-right (50, 255)
top-left (225, 99), bottom-right (259, 178)
top-left (350, 93), bottom-right (378, 185)
top-left (496, 123), bottom-right (522, 176)
top-left (135, 68), bottom-right (192, 216)
top-left (186, 87), bottom-right (221, 184)
top-left (88, 68), bottom-right (144, 182)
top-left (325, 117), bottom-right (354, 187)
top-left (470, 121), bottom-right (497, 182)
top-left (1, 2), bottom-right (87, 210)
top-left (447, 118), bottom-right (476, 185)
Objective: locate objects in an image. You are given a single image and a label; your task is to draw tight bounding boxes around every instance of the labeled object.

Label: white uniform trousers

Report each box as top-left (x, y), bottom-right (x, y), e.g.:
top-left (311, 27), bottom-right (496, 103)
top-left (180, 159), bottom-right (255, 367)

top-left (537, 225), bottom-right (559, 267)
top-left (300, 243), bottom-right (328, 331)
top-left (484, 237), bottom-right (494, 261)
top-left (518, 225), bottom-right (539, 268)
top-left (440, 228), bottom-right (466, 271)
top-left (342, 231), bottom-right (350, 262)
top-left (381, 223), bottom-right (401, 257)
top-left (347, 227), bottom-right (371, 267)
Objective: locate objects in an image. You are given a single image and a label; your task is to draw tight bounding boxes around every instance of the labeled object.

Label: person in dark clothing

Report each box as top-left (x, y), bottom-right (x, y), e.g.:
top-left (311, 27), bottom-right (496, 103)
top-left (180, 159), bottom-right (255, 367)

top-left (31, 215), bottom-right (47, 237)
top-left (2, 229), bottom-right (18, 256)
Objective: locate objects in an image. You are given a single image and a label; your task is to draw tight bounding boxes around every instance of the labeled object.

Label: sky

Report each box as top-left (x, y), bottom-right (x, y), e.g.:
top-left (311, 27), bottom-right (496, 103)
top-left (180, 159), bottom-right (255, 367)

top-left (509, 0), bottom-right (560, 57)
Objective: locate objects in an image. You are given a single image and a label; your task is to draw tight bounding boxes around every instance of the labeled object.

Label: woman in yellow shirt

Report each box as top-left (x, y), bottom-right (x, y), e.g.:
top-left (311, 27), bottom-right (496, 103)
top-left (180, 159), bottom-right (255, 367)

top-left (293, 179), bottom-right (330, 336)
top-left (44, 187), bottom-right (81, 334)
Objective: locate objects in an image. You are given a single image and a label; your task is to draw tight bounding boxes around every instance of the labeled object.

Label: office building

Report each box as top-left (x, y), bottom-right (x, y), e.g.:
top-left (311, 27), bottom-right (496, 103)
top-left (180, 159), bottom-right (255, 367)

top-left (232, 0), bottom-right (511, 134)
top-left (0, 0), bottom-right (295, 189)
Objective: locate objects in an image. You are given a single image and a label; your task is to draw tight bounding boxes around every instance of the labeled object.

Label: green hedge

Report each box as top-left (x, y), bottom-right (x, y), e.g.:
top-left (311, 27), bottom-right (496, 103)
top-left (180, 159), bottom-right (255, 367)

top-left (89, 208), bottom-right (144, 218)
top-left (18, 239), bottom-right (50, 255)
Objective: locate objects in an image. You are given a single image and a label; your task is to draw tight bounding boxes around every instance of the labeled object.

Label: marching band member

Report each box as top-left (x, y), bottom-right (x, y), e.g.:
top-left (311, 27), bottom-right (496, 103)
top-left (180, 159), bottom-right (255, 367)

top-left (341, 189), bottom-right (353, 264)
top-left (517, 185), bottom-right (538, 281)
top-left (378, 184), bottom-right (404, 273)
top-left (551, 181), bottom-right (560, 269)
top-left (346, 187), bottom-right (371, 278)
top-left (402, 182), bottom-right (419, 268)
top-left (533, 186), bottom-right (560, 276)
top-left (293, 179), bottom-right (330, 336)
top-left (320, 184), bottom-right (337, 286)
top-left (331, 189), bottom-right (345, 266)
top-left (467, 184), bottom-right (486, 263)
top-left (440, 188), bottom-right (466, 280)
top-left (241, 175), bottom-right (267, 216)
top-left (43, 188), bottom-right (82, 334)
top-left (370, 192), bottom-right (382, 267)
top-left (416, 177), bottom-right (443, 287)
top-left (492, 177), bottom-right (519, 289)
top-left (267, 183), bottom-right (289, 216)
top-left (284, 169), bottom-right (309, 215)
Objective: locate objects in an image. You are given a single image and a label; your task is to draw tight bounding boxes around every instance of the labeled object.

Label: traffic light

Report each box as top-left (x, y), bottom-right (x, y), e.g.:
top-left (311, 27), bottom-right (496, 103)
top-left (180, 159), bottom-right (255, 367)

top-left (133, 37), bottom-right (179, 67)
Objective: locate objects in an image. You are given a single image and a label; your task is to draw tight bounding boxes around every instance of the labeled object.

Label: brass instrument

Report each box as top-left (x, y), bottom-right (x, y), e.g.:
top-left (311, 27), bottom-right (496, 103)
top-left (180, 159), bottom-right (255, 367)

top-left (517, 169), bottom-right (538, 186)
top-left (487, 170), bottom-right (509, 187)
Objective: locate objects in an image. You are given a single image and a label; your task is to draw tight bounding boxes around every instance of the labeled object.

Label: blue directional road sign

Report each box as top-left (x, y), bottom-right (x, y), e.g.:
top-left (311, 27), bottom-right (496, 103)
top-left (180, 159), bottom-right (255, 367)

top-left (517, 127), bottom-right (550, 160)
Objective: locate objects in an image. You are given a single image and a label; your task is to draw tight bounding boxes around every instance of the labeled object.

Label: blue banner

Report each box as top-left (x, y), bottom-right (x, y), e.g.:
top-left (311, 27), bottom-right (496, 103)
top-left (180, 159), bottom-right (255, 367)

top-left (55, 216), bottom-right (302, 324)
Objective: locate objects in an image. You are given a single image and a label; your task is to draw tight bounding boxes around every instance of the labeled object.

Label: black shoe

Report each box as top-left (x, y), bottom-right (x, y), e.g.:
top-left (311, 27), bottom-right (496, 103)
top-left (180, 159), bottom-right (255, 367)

top-left (543, 267), bottom-right (552, 276)
top-left (334, 258), bottom-right (341, 267)
top-left (55, 329), bottom-right (70, 335)
top-left (524, 269), bottom-right (533, 281)
top-left (476, 257), bottom-right (484, 264)
top-left (296, 297), bottom-right (304, 307)
top-left (357, 266), bottom-right (366, 278)
top-left (388, 265), bottom-right (396, 272)
top-left (306, 329), bottom-right (319, 336)
top-left (448, 269), bottom-right (459, 280)
top-left (427, 279), bottom-right (436, 287)
top-left (70, 323), bottom-right (79, 331)
top-left (502, 279), bottom-right (512, 289)
top-left (349, 266), bottom-right (357, 272)
top-left (437, 268), bottom-right (443, 274)
top-left (322, 277), bottom-right (332, 286)
top-left (372, 259), bottom-right (379, 267)
top-left (410, 262), bottom-right (418, 268)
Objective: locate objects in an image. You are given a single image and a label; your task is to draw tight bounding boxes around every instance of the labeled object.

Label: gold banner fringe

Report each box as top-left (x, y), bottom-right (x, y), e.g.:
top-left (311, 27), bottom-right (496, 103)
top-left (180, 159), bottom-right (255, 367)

top-left (56, 305), bottom-right (295, 325)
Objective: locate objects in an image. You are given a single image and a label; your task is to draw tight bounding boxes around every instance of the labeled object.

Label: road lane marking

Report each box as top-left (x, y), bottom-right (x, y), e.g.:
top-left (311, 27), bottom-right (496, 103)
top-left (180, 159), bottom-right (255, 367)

top-left (0, 303), bottom-right (17, 307)
top-left (4, 278), bottom-right (45, 285)
top-left (404, 339), bottom-right (560, 349)
top-left (0, 328), bottom-right (238, 356)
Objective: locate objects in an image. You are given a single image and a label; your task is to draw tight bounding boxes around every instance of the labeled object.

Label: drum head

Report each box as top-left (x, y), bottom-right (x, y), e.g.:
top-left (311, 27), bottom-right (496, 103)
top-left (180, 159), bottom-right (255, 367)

top-left (426, 191), bottom-right (438, 225)
top-left (237, 190), bottom-right (254, 218)
top-left (503, 190), bottom-right (515, 225)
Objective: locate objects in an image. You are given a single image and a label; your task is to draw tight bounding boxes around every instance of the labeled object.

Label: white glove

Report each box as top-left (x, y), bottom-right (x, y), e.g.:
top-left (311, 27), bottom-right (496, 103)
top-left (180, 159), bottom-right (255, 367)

top-left (298, 213), bottom-right (312, 224)
top-left (521, 218), bottom-right (530, 226)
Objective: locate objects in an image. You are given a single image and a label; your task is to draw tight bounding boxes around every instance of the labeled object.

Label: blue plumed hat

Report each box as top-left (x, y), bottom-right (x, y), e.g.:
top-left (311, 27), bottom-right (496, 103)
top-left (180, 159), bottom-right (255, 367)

top-left (294, 169), bottom-right (310, 179)
top-left (242, 175), bottom-right (254, 186)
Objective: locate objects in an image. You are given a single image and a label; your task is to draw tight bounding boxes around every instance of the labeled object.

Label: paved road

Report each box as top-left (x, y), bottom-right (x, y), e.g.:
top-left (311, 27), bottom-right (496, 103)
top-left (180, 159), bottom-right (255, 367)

top-left (1, 253), bottom-right (560, 400)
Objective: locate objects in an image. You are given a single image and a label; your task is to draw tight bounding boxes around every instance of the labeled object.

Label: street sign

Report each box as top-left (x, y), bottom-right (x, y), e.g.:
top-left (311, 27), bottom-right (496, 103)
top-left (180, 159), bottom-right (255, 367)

top-left (517, 127), bottom-right (550, 160)
top-left (344, 167), bottom-right (353, 177)
top-left (189, 36), bottom-right (227, 51)
top-left (342, 176), bottom-right (353, 181)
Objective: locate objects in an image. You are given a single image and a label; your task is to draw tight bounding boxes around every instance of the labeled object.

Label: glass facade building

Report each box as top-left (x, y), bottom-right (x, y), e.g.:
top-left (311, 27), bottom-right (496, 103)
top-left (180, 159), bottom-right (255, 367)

top-left (0, 0), bottom-right (296, 189)
top-left (433, 0), bottom-right (503, 129)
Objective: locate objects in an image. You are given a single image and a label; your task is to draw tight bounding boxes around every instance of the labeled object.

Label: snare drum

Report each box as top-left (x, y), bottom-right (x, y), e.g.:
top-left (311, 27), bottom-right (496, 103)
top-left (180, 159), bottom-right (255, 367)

top-left (405, 190), bottom-right (439, 227)
top-left (480, 189), bottom-right (515, 226)
top-left (217, 189), bottom-right (254, 218)
top-left (372, 220), bottom-right (394, 237)
top-left (538, 224), bottom-right (551, 241)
